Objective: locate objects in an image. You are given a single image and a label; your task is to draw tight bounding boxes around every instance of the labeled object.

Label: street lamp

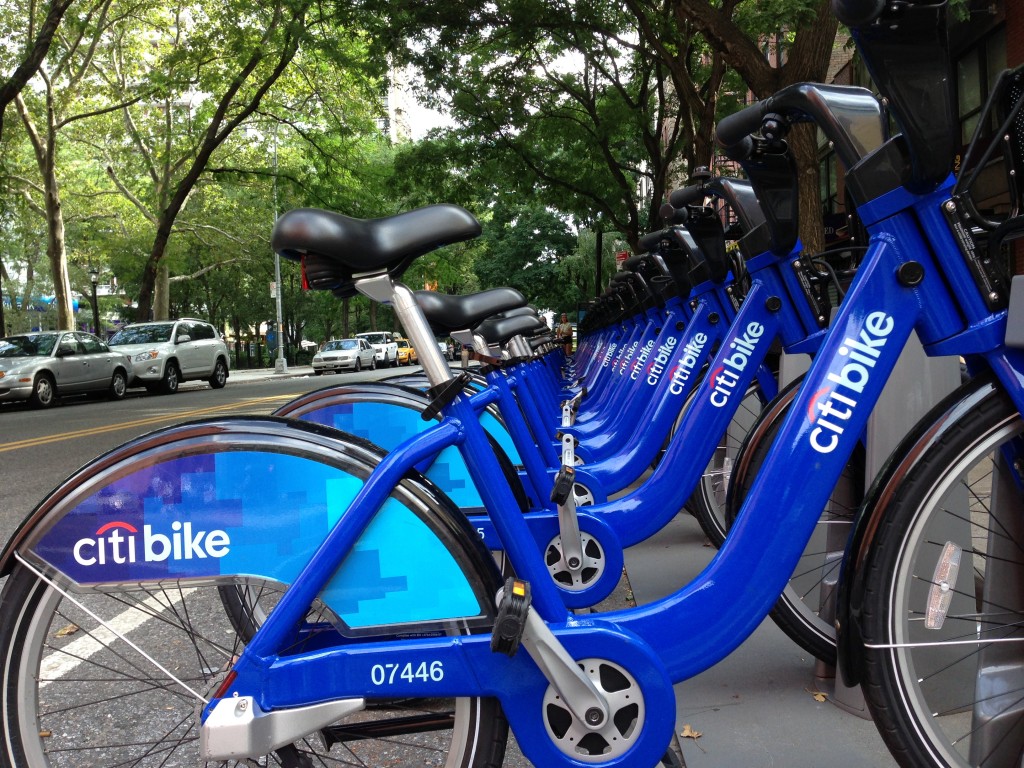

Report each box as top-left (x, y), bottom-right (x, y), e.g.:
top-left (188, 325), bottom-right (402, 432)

top-left (88, 266), bottom-right (100, 336)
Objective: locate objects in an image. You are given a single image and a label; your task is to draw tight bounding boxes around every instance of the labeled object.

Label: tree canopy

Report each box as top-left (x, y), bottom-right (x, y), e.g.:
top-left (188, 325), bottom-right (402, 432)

top-left (1, 0), bottom-right (848, 340)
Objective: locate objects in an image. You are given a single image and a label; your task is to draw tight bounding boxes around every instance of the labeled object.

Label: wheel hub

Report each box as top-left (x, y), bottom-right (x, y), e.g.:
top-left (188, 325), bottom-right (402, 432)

top-left (542, 658), bottom-right (644, 762)
top-left (545, 532), bottom-right (605, 591)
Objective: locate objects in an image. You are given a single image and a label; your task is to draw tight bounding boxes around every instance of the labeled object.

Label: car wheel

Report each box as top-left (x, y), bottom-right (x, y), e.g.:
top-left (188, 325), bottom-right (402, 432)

top-left (313, 369), bottom-right (323, 376)
top-left (109, 369), bottom-right (128, 401)
top-left (28, 373), bottom-right (57, 409)
top-left (208, 359), bottom-right (228, 389)
top-left (159, 362), bottom-right (180, 395)
top-left (355, 358), bottom-right (362, 372)
top-left (370, 356), bottom-right (377, 370)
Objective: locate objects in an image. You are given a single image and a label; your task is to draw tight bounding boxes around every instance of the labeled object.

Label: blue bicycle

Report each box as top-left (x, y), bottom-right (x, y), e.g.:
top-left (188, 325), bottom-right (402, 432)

top-left (0, 1), bottom-right (1020, 765)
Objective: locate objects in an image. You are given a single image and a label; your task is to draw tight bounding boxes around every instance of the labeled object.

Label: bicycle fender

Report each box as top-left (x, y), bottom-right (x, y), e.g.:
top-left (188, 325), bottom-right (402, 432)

top-left (836, 374), bottom-right (997, 686)
top-left (0, 416), bottom-right (503, 631)
top-left (275, 382), bottom-right (529, 513)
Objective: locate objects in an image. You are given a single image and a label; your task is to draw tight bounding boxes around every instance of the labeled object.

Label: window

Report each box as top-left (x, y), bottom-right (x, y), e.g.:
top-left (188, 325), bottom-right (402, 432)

top-left (192, 323), bottom-right (215, 340)
top-left (77, 333), bottom-right (104, 354)
top-left (58, 334), bottom-right (82, 355)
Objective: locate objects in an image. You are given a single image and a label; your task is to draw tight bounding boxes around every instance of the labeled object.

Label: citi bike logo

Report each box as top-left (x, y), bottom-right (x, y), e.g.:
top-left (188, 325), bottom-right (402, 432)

top-left (708, 322), bottom-right (765, 407)
top-left (808, 311), bottom-right (894, 454)
top-left (617, 341), bottom-right (638, 374)
top-left (644, 336), bottom-right (679, 386)
top-left (630, 340), bottom-right (656, 380)
top-left (668, 333), bottom-right (708, 395)
top-left (601, 343), bottom-right (618, 368)
top-left (73, 520), bottom-right (231, 566)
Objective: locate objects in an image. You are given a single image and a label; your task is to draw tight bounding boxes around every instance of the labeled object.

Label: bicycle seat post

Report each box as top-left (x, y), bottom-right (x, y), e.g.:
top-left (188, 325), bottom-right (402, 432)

top-left (356, 273), bottom-right (455, 390)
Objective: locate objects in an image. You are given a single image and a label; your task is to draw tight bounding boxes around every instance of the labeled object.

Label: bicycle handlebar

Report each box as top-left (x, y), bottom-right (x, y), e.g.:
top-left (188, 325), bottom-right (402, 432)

top-left (831, 0), bottom-right (885, 27)
top-left (668, 184), bottom-right (707, 209)
top-left (715, 99), bottom-right (770, 150)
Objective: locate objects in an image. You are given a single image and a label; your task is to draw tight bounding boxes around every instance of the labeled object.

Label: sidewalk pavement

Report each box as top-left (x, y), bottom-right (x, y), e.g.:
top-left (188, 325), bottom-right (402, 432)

top-left (226, 364), bottom-right (315, 383)
top-left (627, 513), bottom-right (897, 768)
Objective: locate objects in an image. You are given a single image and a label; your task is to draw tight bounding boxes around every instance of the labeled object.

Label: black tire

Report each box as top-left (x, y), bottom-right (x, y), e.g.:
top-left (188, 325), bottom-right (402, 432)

top-left (27, 373), bottom-right (56, 409)
top-left (371, 356), bottom-right (377, 370)
top-left (108, 368), bottom-right (128, 400)
top-left (313, 368), bottom-right (323, 376)
top-left (158, 361), bottom-right (180, 394)
top-left (683, 383), bottom-right (768, 546)
top-left (355, 357), bottom-right (362, 372)
top-left (725, 379), bottom-right (864, 665)
top-left (208, 358), bottom-right (228, 389)
top-left (859, 387), bottom-right (1024, 767)
top-left (0, 454), bottom-right (509, 768)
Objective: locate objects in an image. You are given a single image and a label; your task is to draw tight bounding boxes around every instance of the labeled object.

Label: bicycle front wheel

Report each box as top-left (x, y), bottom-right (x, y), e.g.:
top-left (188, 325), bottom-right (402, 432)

top-left (860, 387), bottom-right (1024, 767)
top-left (725, 378), bottom-right (864, 665)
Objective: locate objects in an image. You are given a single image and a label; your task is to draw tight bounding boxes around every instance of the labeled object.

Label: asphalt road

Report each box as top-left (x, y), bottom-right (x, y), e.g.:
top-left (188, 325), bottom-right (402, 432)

top-left (0, 365), bottom-right (404, 554)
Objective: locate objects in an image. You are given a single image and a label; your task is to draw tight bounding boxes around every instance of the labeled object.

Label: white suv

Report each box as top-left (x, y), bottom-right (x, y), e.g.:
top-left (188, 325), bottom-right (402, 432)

top-left (109, 319), bottom-right (230, 394)
top-left (355, 331), bottom-right (399, 368)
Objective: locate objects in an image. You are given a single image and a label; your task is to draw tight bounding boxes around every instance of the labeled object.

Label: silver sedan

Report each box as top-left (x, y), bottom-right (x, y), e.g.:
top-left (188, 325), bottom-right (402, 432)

top-left (312, 338), bottom-right (377, 375)
top-left (0, 331), bottom-right (133, 408)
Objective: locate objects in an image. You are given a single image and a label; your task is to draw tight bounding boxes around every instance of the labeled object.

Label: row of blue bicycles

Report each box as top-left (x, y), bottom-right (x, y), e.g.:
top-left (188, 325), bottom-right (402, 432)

top-left (2, 0), bottom-right (1023, 765)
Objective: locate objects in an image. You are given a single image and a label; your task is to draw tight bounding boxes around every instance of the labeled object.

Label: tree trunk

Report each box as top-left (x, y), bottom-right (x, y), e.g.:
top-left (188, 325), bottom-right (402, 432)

top-left (342, 296), bottom-right (350, 338)
top-left (789, 124), bottom-right (824, 258)
top-left (43, 133), bottom-right (73, 330)
top-left (153, 263), bottom-right (170, 320)
top-left (0, 256), bottom-right (7, 335)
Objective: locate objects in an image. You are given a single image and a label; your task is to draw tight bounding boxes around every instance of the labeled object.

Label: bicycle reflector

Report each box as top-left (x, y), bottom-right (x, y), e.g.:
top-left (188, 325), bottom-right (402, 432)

top-left (924, 541), bottom-right (962, 630)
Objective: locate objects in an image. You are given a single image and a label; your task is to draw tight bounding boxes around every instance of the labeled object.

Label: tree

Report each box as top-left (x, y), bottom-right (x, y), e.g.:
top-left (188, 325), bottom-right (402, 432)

top-left (0, 0), bottom-right (75, 139)
top-left (9, 0), bottom-right (120, 330)
top-left (362, 0), bottom-right (838, 255)
top-left (0, 0), bottom-right (75, 334)
top-left (635, 0), bottom-right (840, 254)
top-left (475, 201), bottom-right (580, 310)
top-left (98, 0), bottom-right (313, 321)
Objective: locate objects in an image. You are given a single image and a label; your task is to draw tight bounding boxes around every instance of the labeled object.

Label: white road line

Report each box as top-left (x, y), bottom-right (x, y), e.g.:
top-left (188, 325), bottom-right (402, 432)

top-left (39, 588), bottom-right (195, 689)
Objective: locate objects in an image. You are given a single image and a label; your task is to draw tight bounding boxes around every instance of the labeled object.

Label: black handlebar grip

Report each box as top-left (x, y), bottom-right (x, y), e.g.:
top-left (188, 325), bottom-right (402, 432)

top-left (715, 99), bottom-right (770, 149)
top-left (831, 0), bottom-right (885, 27)
top-left (668, 184), bottom-right (706, 208)
top-left (720, 135), bottom-right (755, 163)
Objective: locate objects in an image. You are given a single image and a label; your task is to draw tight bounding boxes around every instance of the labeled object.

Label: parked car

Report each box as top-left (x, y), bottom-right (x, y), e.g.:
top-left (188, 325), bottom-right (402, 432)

top-left (312, 338), bottom-right (376, 374)
top-left (108, 318), bottom-right (230, 394)
top-left (395, 338), bottom-right (417, 366)
top-left (356, 331), bottom-right (399, 367)
top-left (0, 331), bottom-right (132, 408)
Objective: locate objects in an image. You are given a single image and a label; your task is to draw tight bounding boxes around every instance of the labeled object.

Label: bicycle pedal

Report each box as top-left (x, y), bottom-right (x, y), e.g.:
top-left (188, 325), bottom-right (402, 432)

top-left (491, 578), bottom-right (532, 657)
top-left (550, 466), bottom-right (576, 506)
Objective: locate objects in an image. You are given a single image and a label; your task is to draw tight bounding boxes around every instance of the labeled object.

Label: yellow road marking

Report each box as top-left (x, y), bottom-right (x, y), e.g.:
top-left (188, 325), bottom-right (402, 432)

top-left (0, 393), bottom-right (296, 453)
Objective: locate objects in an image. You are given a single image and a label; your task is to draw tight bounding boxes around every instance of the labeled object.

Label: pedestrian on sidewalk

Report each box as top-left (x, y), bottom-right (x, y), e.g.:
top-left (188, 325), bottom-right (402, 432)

top-left (556, 312), bottom-right (573, 355)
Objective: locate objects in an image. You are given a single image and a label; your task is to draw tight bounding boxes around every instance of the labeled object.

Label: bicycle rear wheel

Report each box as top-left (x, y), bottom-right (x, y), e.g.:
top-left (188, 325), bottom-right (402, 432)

top-left (682, 383), bottom-right (768, 546)
top-left (0, 420), bottom-right (508, 768)
top-left (859, 387), bottom-right (1024, 767)
top-left (0, 571), bottom-right (505, 768)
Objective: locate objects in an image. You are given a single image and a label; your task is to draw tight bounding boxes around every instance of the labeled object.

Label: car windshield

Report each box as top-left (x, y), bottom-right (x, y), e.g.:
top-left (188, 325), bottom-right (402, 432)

top-left (109, 324), bottom-right (173, 344)
top-left (324, 340), bottom-right (358, 351)
top-left (397, 340), bottom-right (409, 348)
top-left (0, 333), bottom-right (58, 357)
top-left (360, 333), bottom-right (386, 344)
